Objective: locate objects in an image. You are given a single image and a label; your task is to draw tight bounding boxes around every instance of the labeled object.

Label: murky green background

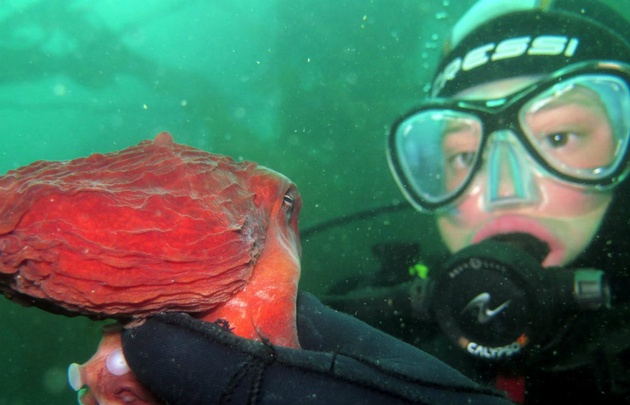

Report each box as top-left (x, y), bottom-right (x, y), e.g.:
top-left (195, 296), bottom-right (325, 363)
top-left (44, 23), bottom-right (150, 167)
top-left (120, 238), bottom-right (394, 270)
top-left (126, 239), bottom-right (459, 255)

top-left (0, 1), bottom-right (627, 404)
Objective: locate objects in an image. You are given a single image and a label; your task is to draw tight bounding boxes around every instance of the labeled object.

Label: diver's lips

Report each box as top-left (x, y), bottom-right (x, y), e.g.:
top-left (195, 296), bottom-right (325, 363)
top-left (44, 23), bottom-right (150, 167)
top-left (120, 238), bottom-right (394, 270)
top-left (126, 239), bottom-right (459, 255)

top-left (472, 215), bottom-right (564, 265)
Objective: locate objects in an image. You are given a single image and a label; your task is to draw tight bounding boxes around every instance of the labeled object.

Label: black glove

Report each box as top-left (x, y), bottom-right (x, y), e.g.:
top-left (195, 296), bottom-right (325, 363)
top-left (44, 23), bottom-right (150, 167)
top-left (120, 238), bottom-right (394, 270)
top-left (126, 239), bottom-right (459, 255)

top-left (121, 292), bottom-right (512, 405)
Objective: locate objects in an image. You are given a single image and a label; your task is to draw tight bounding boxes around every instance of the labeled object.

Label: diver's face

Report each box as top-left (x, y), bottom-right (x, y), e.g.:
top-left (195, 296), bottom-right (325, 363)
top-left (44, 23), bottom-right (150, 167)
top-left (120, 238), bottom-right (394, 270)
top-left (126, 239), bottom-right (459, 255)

top-left (436, 78), bottom-right (614, 267)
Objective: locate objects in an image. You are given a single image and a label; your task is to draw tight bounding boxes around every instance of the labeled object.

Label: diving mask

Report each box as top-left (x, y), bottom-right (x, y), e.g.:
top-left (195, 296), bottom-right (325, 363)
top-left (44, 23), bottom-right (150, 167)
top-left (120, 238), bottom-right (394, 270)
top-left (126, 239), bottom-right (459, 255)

top-left (388, 61), bottom-right (630, 212)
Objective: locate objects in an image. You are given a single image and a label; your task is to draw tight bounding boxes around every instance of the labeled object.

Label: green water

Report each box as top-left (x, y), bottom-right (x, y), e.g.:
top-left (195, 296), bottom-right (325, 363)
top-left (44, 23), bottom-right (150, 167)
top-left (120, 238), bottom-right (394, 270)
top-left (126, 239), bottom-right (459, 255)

top-left (0, 1), bottom-right (626, 404)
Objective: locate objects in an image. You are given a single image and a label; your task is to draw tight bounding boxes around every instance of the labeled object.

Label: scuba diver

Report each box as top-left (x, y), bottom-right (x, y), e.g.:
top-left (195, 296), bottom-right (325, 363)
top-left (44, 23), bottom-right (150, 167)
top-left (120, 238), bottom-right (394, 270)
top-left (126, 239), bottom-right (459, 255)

top-left (121, 0), bottom-right (630, 403)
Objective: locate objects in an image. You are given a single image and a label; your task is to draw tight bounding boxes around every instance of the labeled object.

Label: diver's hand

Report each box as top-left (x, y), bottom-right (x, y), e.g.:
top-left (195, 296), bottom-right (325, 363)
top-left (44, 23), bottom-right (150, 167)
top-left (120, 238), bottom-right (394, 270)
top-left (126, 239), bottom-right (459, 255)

top-left (121, 292), bottom-right (512, 405)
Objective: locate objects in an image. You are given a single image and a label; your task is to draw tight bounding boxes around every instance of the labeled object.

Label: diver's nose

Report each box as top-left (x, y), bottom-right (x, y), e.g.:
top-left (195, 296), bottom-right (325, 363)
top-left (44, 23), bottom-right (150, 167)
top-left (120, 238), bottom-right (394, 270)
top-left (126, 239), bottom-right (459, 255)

top-left (483, 130), bottom-right (539, 210)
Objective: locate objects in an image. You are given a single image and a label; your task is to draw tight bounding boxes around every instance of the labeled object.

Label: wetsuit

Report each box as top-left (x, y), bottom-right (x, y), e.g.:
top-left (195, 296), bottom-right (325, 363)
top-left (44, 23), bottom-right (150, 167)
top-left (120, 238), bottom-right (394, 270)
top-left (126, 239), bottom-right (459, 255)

top-left (121, 292), bottom-right (513, 405)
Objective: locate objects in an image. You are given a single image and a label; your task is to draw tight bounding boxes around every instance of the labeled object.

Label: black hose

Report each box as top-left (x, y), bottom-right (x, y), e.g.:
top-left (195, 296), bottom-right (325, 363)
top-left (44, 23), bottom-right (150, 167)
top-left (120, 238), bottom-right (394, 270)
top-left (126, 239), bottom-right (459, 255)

top-left (300, 201), bottom-right (413, 239)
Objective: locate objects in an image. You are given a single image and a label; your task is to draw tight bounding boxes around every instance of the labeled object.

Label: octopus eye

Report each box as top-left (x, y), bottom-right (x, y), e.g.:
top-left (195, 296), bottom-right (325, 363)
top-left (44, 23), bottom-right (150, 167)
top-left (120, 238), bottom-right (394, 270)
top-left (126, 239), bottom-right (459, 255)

top-left (283, 193), bottom-right (294, 209)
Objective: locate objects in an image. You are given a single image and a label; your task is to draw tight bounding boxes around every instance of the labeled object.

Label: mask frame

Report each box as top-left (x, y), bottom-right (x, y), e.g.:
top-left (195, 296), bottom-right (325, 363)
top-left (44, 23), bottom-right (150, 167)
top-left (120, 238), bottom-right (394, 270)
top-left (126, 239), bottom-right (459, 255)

top-left (388, 60), bottom-right (630, 212)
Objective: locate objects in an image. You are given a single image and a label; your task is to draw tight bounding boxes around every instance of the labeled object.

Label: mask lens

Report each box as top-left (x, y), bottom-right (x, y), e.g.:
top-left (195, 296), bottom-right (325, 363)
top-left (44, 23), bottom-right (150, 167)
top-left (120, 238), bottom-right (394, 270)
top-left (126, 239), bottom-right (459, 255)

top-left (520, 75), bottom-right (630, 180)
top-left (393, 109), bottom-right (482, 205)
